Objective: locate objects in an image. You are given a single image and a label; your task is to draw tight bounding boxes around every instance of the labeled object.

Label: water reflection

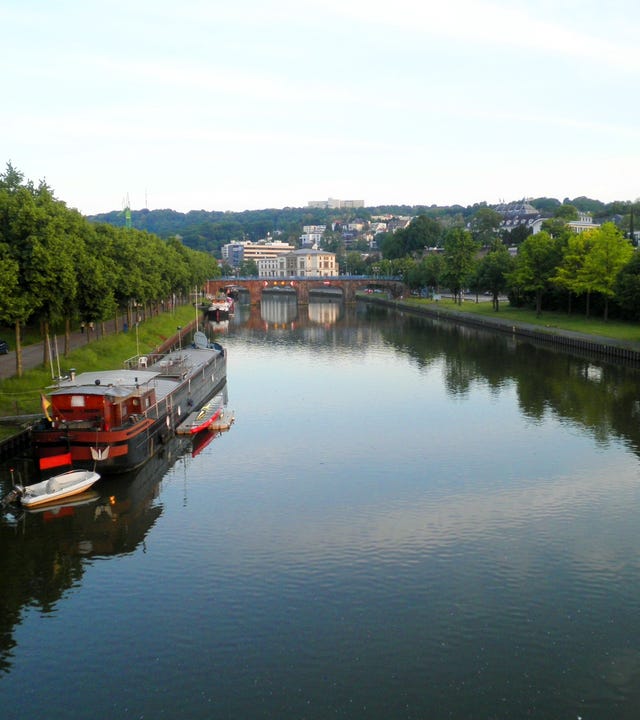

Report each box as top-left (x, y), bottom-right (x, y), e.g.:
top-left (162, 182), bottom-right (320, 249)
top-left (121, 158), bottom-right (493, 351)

top-left (260, 293), bottom-right (298, 326)
top-left (0, 383), bottom-right (232, 674)
top-left (308, 299), bottom-right (343, 325)
top-left (3, 298), bottom-right (640, 718)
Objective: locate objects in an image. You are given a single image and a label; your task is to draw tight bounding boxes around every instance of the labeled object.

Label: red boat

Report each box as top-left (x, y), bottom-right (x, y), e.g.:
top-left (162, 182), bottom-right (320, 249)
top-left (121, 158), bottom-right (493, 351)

top-left (31, 332), bottom-right (227, 474)
top-left (176, 395), bottom-right (224, 435)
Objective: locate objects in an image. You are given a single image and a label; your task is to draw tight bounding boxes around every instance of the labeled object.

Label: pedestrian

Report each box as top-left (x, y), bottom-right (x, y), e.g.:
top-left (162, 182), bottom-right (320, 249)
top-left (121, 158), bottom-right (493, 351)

top-left (80, 321), bottom-right (85, 334)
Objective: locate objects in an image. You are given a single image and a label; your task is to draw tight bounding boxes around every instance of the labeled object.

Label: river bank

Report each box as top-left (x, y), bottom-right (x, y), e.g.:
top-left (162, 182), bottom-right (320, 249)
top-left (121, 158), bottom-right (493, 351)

top-left (366, 296), bottom-right (640, 365)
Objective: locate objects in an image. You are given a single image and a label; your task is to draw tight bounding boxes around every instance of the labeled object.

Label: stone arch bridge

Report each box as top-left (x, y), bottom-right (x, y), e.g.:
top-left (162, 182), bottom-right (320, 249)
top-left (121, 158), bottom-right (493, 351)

top-left (204, 277), bottom-right (407, 305)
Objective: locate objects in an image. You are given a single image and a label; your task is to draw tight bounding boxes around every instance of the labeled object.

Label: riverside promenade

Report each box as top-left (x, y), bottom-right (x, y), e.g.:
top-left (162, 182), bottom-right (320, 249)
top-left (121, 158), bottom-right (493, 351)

top-left (0, 322), bottom-right (120, 381)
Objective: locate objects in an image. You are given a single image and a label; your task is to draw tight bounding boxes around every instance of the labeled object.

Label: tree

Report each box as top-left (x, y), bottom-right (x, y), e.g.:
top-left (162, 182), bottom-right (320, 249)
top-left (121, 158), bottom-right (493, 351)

top-left (442, 228), bottom-right (479, 304)
top-left (469, 207), bottom-right (503, 246)
top-left (381, 214), bottom-right (441, 259)
top-left (553, 203), bottom-right (579, 220)
top-left (238, 259), bottom-right (258, 277)
top-left (508, 231), bottom-right (562, 316)
top-left (581, 222), bottom-right (634, 321)
top-left (615, 249), bottom-right (640, 320)
top-left (476, 242), bottom-right (515, 310)
top-left (552, 232), bottom-right (592, 314)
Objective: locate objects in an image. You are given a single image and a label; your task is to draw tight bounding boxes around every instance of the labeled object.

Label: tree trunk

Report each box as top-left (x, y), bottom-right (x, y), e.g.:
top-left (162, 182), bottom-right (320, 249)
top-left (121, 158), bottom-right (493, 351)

top-left (42, 319), bottom-right (51, 368)
top-left (64, 317), bottom-right (71, 356)
top-left (14, 321), bottom-right (23, 378)
top-left (535, 290), bottom-right (542, 317)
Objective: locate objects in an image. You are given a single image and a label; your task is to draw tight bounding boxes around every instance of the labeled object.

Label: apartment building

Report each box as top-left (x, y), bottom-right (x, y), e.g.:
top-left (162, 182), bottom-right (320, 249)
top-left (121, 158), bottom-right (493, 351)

top-left (222, 240), bottom-right (295, 267)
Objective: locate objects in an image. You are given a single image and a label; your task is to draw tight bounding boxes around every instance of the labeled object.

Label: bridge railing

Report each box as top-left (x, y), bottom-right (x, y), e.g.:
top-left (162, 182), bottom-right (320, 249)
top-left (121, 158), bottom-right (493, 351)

top-left (217, 275), bottom-right (403, 282)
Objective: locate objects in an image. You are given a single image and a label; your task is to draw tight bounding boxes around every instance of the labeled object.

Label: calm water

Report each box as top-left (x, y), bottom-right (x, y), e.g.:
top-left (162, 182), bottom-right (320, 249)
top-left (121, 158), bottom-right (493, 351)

top-left (3, 299), bottom-right (640, 719)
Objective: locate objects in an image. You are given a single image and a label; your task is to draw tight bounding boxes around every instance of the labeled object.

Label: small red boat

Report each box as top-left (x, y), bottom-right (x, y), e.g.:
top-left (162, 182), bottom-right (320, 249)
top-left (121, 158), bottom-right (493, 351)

top-left (176, 395), bottom-right (224, 435)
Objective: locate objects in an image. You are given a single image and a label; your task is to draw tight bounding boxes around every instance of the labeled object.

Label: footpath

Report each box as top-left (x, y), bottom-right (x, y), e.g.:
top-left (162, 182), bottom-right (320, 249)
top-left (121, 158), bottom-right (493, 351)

top-left (0, 319), bottom-right (126, 382)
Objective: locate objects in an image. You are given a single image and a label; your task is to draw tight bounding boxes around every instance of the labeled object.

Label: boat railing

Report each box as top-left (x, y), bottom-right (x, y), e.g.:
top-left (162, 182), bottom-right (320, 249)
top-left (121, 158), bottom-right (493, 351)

top-left (123, 351), bottom-right (172, 371)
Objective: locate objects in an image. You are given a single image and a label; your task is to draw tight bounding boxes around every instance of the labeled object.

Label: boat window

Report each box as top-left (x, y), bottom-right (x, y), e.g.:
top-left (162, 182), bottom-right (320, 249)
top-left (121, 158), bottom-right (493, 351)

top-left (70, 396), bottom-right (86, 407)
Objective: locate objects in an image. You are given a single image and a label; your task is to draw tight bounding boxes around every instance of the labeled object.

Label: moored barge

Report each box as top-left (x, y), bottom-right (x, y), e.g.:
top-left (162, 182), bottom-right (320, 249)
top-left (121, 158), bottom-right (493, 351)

top-left (31, 331), bottom-right (226, 474)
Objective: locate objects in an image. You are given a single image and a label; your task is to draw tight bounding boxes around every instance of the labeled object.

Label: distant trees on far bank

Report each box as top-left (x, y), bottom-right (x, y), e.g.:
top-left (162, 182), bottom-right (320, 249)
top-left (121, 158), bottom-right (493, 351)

top-left (376, 211), bottom-right (639, 322)
top-left (0, 163), bottom-right (220, 377)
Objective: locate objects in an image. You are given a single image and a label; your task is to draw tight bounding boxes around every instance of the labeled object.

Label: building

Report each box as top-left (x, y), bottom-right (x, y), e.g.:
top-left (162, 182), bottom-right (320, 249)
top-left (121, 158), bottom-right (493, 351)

top-left (531, 211), bottom-right (601, 235)
top-left (494, 200), bottom-right (542, 234)
top-left (221, 240), bottom-right (295, 267)
top-left (257, 249), bottom-right (338, 278)
top-left (300, 225), bottom-right (326, 248)
top-left (307, 198), bottom-right (364, 209)
top-left (567, 212), bottom-right (600, 234)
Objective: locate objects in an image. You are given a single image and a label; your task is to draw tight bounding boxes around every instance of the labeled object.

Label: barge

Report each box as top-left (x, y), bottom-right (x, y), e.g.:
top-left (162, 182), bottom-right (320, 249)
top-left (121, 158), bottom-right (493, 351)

top-left (31, 331), bottom-right (226, 474)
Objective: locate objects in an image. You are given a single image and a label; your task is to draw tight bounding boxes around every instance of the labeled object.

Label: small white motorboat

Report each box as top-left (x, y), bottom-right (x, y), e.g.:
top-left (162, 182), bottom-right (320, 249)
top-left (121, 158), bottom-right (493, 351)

top-left (19, 469), bottom-right (101, 508)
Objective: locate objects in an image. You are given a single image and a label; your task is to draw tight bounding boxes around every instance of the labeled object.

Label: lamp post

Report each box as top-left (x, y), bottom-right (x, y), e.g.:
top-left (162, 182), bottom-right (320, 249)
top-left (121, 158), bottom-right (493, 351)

top-left (177, 326), bottom-right (182, 351)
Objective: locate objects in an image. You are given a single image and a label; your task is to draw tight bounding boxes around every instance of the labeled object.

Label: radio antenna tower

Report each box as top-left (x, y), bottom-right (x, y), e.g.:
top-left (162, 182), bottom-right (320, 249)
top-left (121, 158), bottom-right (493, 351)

top-left (122, 193), bottom-right (132, 229)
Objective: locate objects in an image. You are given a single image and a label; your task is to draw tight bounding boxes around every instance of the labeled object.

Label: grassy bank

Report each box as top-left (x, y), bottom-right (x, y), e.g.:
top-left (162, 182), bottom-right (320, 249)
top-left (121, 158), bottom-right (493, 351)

top-left (401, 297), bottom-right (640, 344)
top-left (0, 305), bottom-right (200, 421)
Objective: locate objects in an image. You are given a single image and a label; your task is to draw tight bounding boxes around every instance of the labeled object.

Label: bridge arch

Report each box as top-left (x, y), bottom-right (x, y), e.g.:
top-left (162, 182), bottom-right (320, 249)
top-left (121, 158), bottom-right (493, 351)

top-left (205, 277), bottom-right (406, 305)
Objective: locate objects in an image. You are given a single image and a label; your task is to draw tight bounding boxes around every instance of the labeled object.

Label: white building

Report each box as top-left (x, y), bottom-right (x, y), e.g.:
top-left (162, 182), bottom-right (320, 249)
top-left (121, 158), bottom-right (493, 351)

top-left (531, 212), bottom-right (601, 235)
top-left (300, 225), bottom-right (326, 248)
top-left (307, 198), bottom-right (364, 209)
top-left (258, 249), bottom-right (338, 278)
top-left (568, 212), bottom-right (600, 234)
top-left (222, 240), bottom-right (295, 267)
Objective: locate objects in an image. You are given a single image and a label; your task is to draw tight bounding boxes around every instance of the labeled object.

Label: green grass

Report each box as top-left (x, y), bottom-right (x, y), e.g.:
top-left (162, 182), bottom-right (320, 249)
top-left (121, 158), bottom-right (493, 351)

top-left (0, 306), bottom-right (200, 418)
top-left (401, 297), bottom-right (640, 343)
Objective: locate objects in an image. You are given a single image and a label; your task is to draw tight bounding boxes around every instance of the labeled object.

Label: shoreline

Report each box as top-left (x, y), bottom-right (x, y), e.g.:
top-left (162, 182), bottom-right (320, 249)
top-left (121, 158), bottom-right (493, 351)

top-left (366, 296), bottom-right (640, 366)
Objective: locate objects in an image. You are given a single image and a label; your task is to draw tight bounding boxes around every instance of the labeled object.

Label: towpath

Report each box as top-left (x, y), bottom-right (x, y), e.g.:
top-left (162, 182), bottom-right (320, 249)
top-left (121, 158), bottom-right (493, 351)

top-left (0, 322), bottom-right (122, 381)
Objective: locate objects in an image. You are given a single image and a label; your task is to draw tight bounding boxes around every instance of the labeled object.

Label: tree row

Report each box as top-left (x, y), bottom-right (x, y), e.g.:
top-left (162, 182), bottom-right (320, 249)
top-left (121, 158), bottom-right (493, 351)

top-left (0, 164), bottom-right (220, 376)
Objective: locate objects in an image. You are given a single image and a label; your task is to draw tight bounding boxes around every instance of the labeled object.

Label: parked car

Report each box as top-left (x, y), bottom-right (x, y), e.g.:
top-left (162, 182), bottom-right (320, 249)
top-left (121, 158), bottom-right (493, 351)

top-left (0, 340), bottom-right (9, 354)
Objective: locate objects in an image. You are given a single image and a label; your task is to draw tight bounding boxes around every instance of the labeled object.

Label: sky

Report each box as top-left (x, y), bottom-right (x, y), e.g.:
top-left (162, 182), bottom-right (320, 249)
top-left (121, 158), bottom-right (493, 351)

top-left (2, 0), bottom-right (640, 215)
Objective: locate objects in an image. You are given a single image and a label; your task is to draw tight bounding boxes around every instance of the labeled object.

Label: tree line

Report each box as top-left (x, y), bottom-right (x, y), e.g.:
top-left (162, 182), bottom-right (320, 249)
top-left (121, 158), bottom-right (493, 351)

top-left (0, 164), bottom-right (220, 376)
top-left (374, 214), bottom-right (639, 322)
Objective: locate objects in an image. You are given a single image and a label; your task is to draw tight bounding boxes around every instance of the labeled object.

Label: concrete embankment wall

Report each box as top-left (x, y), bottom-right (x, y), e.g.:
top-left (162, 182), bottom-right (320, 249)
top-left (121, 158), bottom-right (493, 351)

top-left (367, 296), bottom-right (640, 366)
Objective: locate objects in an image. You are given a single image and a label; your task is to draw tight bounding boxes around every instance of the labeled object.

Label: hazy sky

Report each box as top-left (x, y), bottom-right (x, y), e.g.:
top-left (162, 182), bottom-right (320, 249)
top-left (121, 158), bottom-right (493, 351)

top-left (2, 0), bottom-right (639, 215)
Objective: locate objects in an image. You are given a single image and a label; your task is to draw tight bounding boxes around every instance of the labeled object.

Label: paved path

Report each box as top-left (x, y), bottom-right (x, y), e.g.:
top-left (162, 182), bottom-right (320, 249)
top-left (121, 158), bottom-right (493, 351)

top-left (0, 322), bottom-right (121, 381)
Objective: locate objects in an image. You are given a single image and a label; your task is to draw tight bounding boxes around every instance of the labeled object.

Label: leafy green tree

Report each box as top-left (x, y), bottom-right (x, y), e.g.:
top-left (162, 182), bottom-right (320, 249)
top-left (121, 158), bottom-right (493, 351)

top-left (238, 259), bottom-right (258, 277)
top-left (554, 203), bottom-right (579, 220)
top-left (470, 207), bottom-right (502, 246)
top-left (501, 223), bottom-right (531, 246)
top-left (508, 231), bottom-right (562, 316)
top-left (614, 249), bottom-right (640, 320)
top-left (380, 214), bottom-right (441, 259)
top-left (344, 251), bottom-right (366, 275)
top-left (581, 223), bottom-right (634, 321)
top-left (476, 242), bottom-right (515, 310)
top-left (442, 228), bottom-right (479, 304)
top-left (551, 232), bottom-right (592, 314)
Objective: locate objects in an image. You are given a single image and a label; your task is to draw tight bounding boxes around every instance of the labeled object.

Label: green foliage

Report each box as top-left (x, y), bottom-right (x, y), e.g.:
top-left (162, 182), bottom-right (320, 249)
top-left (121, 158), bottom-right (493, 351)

top-left (469, 207), bottom-right (502, 246)
top-left (554, 203), bottom-right (579, 220)
top-left (615, 250), bottom-right (640, 320)
top-left (0, 164), bottom-right (218, 375)
top-left (442, 228), bottom-right (479, 303)
top-left (476, 243), bottom-right (515, 310)
top-left (581, 223), bottom-right (633, 320)
top-left (0, 305), bottom-right (198, 416)
top-left (381, 214), bottom-right (442, 259)
top-left (508, 231), bottom-right (563, 316)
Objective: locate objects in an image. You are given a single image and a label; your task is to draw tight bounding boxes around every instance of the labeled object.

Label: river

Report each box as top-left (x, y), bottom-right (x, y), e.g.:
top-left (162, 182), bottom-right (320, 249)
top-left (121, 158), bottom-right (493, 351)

top-left (2, 298), bottom-right (640, 719)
